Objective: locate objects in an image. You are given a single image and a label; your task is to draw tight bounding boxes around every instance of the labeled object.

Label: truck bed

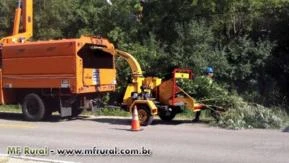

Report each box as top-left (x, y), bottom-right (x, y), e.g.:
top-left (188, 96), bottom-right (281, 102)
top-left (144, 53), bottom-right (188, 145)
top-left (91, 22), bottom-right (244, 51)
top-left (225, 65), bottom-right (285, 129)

top-left (0, 36), bottom-right (117, 104)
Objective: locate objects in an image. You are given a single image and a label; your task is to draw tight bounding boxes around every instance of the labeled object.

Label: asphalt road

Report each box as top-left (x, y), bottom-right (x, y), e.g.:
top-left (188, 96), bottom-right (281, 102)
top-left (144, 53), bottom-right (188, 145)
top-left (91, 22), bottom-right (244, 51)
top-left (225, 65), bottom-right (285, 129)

top-left (0, 112), bottom-right (288, 163)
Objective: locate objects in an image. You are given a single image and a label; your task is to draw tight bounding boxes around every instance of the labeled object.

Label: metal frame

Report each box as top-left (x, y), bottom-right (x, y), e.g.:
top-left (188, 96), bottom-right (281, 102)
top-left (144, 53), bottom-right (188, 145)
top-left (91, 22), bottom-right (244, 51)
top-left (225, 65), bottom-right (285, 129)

top-left (171, 68), bottom-right (193, 105)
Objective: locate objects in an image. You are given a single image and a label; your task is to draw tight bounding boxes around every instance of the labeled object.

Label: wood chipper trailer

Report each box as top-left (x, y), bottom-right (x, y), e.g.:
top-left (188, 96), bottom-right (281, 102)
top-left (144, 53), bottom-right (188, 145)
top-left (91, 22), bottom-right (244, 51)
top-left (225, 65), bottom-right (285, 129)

top-left (0, 0), bottom-right (117, 121)
top-left (117, 50), bottom-right (223, 125)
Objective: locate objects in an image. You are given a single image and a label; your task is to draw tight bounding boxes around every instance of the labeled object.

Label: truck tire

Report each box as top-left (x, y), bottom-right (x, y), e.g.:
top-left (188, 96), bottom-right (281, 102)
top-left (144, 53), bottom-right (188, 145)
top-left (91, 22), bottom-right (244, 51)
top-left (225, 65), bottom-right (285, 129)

top-left (71, 99), bottom-right (83, 117)
top-left (22, 93), bottom-right (46, 121)
top-left (44, 110), bottom-right (53, 120)
top-left (137, 105), bottom-right (153, 126)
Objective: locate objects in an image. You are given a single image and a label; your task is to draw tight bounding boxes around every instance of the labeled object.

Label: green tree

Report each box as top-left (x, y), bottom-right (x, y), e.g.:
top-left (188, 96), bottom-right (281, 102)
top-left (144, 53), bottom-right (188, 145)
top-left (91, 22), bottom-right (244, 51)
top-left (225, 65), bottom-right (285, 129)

top-left (0, 0), bottom-right (16, 37)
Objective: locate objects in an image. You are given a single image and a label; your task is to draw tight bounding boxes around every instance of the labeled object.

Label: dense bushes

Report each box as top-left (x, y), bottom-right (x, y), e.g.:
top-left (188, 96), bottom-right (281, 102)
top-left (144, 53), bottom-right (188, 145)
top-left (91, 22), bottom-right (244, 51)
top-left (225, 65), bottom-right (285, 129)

top-left (177, 77), bottom-right (237, 108)
top-left (218, 104), bottom-right (285, 129)
top-left (178, 78), bottom-right (287, 129)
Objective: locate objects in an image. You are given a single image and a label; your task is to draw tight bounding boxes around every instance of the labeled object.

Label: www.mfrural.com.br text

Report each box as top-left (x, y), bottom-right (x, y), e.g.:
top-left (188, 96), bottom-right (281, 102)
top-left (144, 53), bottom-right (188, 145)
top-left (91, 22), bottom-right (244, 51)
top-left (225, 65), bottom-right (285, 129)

top-left (6, 146), bottom-right (152, 157)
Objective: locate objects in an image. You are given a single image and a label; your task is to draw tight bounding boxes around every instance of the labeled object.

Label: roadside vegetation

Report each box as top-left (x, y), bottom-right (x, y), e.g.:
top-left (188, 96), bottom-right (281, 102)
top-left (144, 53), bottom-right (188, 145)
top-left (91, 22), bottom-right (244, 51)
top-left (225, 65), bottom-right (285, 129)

top-left (218, 104), bottom-right (286, 129)
top-left (83, 108), bottom-right (130, 117)
top-left (178, 78), bottom-right (288, 129)
top-left (0, 105), bottom-right (21, 113)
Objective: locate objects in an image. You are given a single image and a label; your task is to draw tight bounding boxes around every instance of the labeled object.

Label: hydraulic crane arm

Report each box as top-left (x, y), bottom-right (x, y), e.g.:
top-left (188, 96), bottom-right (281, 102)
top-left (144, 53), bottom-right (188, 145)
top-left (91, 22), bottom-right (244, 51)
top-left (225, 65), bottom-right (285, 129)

top-left (0, 0), bottom-right (33, 44)
top-left (12, 0), bottom-right (22, 36)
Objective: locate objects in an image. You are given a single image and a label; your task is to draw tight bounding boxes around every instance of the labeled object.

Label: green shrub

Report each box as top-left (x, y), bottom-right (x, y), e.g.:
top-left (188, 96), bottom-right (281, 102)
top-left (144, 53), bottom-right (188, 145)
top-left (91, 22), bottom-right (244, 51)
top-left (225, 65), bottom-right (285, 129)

top-left (177, 77), bottom-right (239, 108)
top-left (218, 104), bottom-right (285, 129)
top-left (177, 77), bottom-right (287, 129)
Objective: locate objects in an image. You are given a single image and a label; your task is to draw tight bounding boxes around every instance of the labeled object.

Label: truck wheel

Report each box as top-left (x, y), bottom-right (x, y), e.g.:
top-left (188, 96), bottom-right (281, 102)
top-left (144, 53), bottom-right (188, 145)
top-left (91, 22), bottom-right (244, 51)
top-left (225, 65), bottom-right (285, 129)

top-left (159, 111), bottom-right (176, 121)
top-left (137, 105), bottom-right (153, 126)
top-left (22, 93), bottom-right (46, 121)
top-left (44, 110), bottom-right (53, 120)
top-left (71, 99), bottom-right (83, 117)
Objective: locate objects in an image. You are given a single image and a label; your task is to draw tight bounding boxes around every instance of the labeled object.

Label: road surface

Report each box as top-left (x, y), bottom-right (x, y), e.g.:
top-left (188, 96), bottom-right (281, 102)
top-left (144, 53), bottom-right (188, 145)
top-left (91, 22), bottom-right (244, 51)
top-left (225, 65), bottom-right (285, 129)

top-left (0, 112), bottom-right (288, 163)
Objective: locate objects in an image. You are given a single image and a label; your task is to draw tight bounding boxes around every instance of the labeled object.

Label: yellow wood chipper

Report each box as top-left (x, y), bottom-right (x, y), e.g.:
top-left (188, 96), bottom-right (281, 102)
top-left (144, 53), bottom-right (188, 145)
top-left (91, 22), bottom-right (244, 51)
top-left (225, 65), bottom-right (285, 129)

top-left (117, 50), bottom-right (225, 125)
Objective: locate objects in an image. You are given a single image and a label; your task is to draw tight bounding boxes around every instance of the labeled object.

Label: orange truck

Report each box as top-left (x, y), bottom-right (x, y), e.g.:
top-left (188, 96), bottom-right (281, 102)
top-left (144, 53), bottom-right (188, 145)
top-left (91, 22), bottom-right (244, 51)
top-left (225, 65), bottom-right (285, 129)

top-left (0, 0), bottom-right (117, 121)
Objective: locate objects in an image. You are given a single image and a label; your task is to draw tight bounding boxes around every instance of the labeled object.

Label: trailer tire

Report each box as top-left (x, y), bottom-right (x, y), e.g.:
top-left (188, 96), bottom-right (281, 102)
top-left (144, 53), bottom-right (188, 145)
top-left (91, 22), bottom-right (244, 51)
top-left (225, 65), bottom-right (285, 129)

top-left (159, 111), bottom-right (176, 121)
top-left (22, 93), bottom-right (46, 121)
top-left (137, 105), bottom-right (153, 126)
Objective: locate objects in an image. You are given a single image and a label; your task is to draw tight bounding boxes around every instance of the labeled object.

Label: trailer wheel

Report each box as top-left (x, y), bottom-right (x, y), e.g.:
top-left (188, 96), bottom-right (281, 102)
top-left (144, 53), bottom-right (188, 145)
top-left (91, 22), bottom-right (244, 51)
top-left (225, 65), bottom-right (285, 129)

top-left (158, 106), bottom-right (181, 122)
top-left (137, 105), bottom-right (153, 126)
top-left (159, 111), bottom-right (176, 121)
top-left (22, 93), bottom-right (46, 121)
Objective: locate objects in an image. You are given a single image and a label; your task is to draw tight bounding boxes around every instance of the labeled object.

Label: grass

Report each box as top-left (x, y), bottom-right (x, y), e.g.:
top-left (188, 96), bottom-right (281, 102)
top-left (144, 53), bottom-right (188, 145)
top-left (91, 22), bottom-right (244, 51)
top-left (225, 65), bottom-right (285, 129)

top-left (0, 105), bottom-right (21, 113)
top-left (82, 108), bottom-right (131, 117)
top-left (174, 108), bottom-right (193, 120)
top-left (0, 104), bottom-right (202, 120)
top-left (84, 106), bottom-right (212, 121)
top-left (0, 105), bottom-right (130, 117)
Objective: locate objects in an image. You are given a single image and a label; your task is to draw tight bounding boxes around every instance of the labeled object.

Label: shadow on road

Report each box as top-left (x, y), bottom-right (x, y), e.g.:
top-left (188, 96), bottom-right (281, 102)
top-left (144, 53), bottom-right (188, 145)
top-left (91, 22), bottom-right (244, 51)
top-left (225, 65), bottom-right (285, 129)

top-left (0, 112), bottom-right (88, 123)
top-left (88, 117), bottom-right (210, 126)
top-left (0, 112), bottom-right (62, 122)
top-left (0, 112), bottom-right (211, 126)
top-left (152, 119), bottom-right (210, 125)
top-left (0, 112), bottom-right (25, 121)
top-left (88, 117), bottom-right (131, 125)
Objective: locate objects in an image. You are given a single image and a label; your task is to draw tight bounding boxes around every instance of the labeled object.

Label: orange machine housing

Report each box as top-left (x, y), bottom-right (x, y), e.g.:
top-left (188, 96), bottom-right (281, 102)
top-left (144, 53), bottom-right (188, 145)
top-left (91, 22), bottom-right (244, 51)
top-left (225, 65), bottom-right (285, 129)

top-left (0, 36), bottom-right (117, 104)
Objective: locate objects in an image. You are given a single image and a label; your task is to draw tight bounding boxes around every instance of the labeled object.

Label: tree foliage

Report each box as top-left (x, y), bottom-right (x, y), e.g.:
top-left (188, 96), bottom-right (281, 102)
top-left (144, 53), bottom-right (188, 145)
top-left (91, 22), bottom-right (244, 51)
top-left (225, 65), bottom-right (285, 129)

top-left (1, 0), bottom-right (289, 111)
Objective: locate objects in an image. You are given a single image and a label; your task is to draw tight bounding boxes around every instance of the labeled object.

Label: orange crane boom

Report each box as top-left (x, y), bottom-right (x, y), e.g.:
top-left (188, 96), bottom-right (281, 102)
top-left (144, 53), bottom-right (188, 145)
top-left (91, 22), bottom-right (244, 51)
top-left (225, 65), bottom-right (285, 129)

top-left (0, 0), bottom-right (33, 44)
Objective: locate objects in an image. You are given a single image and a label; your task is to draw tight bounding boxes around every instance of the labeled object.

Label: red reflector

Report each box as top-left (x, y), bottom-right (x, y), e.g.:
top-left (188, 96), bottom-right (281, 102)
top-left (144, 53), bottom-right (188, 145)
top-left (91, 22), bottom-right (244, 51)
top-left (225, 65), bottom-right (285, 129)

top-left (194, 104), bottom-right (205, 110)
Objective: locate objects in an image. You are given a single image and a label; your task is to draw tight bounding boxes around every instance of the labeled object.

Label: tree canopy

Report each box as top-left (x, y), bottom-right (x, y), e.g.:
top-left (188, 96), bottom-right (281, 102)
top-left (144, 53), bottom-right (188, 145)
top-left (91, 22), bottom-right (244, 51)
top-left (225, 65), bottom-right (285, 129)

top-left (1, 0), bottom-right (289, 110)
